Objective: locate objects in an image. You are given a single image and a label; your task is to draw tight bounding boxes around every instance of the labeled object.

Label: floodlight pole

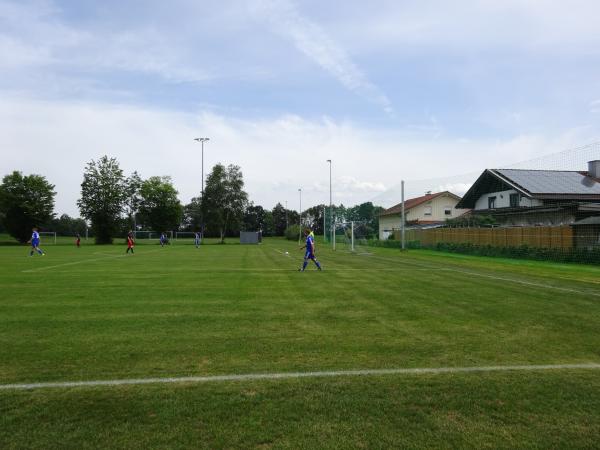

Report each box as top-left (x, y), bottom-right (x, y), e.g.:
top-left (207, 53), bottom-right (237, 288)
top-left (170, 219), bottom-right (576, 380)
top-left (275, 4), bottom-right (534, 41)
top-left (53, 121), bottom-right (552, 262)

top-left (327, 159), bottom-right (334, 251)
top-left (194, 137), bottom-right (210, 239)
top-left (285, 200), bottom-right (288, 229)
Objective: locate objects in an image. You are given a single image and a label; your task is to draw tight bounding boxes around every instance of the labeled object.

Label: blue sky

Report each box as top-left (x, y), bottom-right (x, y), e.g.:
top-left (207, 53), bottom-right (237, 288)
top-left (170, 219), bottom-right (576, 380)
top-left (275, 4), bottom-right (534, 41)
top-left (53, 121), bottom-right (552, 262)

top-left (2, 0), bottom-right (600, 215)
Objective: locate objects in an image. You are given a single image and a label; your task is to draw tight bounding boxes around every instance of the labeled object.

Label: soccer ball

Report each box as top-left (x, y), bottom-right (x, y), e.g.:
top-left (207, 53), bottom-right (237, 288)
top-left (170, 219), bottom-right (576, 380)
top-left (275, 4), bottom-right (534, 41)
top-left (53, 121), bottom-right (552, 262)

top-left (285, 251), bottom-right (289, 255)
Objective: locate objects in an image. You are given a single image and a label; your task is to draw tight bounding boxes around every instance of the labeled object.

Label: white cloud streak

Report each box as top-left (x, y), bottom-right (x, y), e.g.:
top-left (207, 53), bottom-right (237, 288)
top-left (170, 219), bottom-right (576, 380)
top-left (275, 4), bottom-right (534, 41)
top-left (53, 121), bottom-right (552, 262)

top-left (249, 0), bottom-right (393, 114)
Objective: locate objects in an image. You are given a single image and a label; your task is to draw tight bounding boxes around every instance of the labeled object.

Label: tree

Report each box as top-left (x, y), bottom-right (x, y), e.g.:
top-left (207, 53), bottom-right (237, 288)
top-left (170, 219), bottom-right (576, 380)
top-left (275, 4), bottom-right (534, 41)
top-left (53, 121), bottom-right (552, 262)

top-left (0, 171), bottom-right (56, 243)
top-left (272, 203), bottom-right (287, 236)
top-left (346, 202), bottom-right (385, 238)
top-left (137, 176), bottom-right (183, 232)
top-left (304, 204), bottom-right (326, 235)
top-left (124, 171), bottom-right (143, 230)
top-left (203, 164), bottom-right (248, 243)
top-left (243, 203), bottom-right (266, 231)
top-left (262, 210), bottom-right (274, 237)
top-left (182, 196), bottom-right (202, 232)
top-left (49, 214), bottom-right (87, 236)
top-left (78, 156), bottom-right (128, 244)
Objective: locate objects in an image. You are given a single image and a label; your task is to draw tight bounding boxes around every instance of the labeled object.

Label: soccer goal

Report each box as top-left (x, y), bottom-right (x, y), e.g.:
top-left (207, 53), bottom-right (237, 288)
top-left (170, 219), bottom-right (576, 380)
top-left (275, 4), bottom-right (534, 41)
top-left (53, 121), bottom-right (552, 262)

top-left (174, 231), bottom-right (201, 244)
top-left (39, 231), bottom-right (57, 244)
top-left (333, 222), bottom-right (371, 253)
top-left (135, 231), bottom-right (174, 241)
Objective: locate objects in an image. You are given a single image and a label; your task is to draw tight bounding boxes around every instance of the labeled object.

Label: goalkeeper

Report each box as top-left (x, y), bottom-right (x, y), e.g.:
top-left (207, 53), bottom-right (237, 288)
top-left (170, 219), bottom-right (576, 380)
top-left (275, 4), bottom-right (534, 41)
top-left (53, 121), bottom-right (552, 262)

top-left (299, 228), bottom-right (322, 271)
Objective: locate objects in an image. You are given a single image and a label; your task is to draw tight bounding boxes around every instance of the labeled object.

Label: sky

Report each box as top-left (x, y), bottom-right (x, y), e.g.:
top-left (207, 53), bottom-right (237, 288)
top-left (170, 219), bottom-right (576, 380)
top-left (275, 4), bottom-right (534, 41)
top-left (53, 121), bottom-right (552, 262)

top-left (2, 0), bottom-right (600, 216)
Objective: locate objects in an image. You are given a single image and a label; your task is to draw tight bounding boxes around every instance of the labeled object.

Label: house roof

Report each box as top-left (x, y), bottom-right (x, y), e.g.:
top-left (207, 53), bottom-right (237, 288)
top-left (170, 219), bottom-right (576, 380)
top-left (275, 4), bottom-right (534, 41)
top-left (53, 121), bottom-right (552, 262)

top-left (456, 169), bottom-right (600, 209)
top-left (380, 191), bottom-right (460, 217)
top-left (495, 169), bottom-right (600, 195)
top-left (573, 216), bottom-right (600, 225)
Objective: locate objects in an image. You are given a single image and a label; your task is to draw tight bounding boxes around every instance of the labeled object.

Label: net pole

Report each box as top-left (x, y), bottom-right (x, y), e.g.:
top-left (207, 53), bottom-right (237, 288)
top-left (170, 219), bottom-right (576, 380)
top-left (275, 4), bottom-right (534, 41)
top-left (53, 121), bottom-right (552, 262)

top-left (351, 221), bottom-right (355, 252)
top-left (401, 180), bottom-right (406, 250)
top-left (323, 207), bottom-right (326, 243)
top-left (298, 188), bottom-right (302, 244)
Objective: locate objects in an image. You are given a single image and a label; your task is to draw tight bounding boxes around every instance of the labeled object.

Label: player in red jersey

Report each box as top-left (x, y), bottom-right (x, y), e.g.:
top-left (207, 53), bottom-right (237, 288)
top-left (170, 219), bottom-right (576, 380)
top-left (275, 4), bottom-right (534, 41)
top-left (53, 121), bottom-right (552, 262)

top-left (126, 231), bottom-right (135, 254)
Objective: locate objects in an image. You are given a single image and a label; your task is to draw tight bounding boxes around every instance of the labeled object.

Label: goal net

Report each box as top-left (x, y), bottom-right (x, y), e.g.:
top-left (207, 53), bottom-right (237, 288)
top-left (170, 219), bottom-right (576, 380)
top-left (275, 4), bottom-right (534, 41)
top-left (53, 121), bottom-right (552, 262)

top-left (39, 231), bottom-right (57, 244)
top-left (133, 231), bottom-right (173, 241)
top-left (333, 221), bottom-right (370, 253)
top-left (174, 231), bottom-right (201, 244)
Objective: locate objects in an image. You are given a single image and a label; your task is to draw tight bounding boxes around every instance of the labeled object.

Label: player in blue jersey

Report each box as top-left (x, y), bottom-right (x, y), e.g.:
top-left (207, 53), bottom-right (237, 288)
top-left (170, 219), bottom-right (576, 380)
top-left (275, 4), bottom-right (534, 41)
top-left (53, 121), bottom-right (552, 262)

top-left (160, 232), bottom-right (167, 247)
top-left (194, 231), bottom-right (201, 248)
top-left (299, 228), bottom-right (322, 271)
top-left (27, 227), bottom-right (45, 256)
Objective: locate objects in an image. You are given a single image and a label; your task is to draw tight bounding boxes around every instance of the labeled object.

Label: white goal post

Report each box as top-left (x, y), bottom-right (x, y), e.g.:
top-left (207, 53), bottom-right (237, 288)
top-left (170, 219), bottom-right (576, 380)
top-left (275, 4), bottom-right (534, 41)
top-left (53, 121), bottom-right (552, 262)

top-left (333, 221), bottom-right (370, 252)
top-left (134, 231), bottom-right (173, 240)
top-left (38, 231), bottom-right (57, 244)
top-left (174, 231), bottom-right (201, 240)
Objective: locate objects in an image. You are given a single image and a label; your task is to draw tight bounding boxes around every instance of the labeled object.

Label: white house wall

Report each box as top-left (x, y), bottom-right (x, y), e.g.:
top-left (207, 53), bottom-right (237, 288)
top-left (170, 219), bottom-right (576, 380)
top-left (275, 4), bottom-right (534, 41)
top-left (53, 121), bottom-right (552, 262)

top-left (474, 189), bottom-right (542, 210)
top-left (379, 194), bottom-right (469, 239)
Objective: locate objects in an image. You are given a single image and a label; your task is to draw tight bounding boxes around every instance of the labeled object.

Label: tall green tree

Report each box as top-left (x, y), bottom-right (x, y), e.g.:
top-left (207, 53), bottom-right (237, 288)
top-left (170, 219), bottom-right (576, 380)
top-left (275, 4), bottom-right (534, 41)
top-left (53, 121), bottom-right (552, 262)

top-left (0, 171), bottom-right (56, 243)
top-left (183, 196), bottom-right (202, 232)
top-left (304, 204), bottom-right (326, 235)
top-left (49, 214), bottom-right (87, 236)
top-left (124, 171), bottom-right (143, 230)
top-left (271, 202), bottom-right (287, 236)
top-left (137, 176), bottom-right (183, 232)
top-left (78, 156), bottom-right (128, 244)
top-left (243, 203), bottom-right (266, 231)
top-left (203, 164), bottom-right (248, 243)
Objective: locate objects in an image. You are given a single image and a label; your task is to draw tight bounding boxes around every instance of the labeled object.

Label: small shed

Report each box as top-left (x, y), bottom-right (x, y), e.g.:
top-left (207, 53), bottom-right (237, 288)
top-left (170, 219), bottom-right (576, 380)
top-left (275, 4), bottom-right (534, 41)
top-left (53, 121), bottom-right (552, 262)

top-left (240, 231), bottom-right (260, 244)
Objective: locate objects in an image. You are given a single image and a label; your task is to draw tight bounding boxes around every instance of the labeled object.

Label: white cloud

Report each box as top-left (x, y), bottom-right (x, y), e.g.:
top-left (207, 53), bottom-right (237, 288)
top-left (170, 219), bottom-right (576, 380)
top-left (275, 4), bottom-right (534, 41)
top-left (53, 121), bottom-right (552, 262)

top-left (1, 95), bottom-right (598, 216)
top-left (249, 0), bottom-right (393, 114)
top-left (0, 0), bottom-right (211, 82)
top-left (332, 0), bottom-right (600, 54)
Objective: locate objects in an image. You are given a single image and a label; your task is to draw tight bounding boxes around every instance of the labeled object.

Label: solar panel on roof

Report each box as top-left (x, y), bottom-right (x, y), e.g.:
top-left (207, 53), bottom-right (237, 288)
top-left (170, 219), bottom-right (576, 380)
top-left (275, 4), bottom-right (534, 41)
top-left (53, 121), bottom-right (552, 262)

top-left (495, 169), bottom-right (600, 194)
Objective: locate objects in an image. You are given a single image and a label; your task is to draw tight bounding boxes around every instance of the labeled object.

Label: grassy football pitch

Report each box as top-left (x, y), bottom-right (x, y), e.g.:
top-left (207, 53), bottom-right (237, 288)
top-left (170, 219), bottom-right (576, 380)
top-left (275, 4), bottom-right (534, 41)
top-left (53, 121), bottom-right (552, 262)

top-left (1, 236), bottom-right (600, 449)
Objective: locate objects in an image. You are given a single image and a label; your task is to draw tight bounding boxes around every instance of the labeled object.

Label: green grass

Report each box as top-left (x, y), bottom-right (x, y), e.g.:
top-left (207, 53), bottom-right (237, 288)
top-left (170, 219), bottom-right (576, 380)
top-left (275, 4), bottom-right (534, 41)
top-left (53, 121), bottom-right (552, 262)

top-left (1, 237), bottom-right (600, 448)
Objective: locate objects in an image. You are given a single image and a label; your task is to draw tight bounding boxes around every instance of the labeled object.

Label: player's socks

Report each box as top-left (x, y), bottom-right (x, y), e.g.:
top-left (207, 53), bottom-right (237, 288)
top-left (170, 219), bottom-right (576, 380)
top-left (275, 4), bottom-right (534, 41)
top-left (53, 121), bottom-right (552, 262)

top-left (29, 250), bottom-right (34, 256)
top-left (302, 261), bottom-right (308, 271)
top-left (315, 261), bottom-right (322, 270)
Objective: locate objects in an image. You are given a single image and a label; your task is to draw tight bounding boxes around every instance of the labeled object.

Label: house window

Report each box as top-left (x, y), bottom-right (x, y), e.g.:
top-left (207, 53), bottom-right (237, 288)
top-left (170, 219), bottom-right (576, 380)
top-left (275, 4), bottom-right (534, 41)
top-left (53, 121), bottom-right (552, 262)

top-left (488, 196), bottom-right (497, 209)
top-left (509, 193), bottom-right (519, 208)
top-left (424, 206), bottom-right (432, 216)
top-left (444, 206), bottom-right (452, 216)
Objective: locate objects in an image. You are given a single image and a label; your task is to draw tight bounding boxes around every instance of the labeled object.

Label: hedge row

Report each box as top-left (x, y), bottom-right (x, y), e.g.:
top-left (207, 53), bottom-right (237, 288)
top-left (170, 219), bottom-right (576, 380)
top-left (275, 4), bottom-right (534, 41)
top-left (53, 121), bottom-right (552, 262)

top-left (365, 239), bottom-right (600, 265)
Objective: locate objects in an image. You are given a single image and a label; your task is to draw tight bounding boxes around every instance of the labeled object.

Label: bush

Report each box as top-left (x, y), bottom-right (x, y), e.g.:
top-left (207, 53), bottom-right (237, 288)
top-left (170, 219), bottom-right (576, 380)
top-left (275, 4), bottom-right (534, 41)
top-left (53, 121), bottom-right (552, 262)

top-left (366, 239), bottom-right (421, 249)
top-left (285, 224), bottom-right (301, 241)
top-left (431, 242), bottom-right (600, 265)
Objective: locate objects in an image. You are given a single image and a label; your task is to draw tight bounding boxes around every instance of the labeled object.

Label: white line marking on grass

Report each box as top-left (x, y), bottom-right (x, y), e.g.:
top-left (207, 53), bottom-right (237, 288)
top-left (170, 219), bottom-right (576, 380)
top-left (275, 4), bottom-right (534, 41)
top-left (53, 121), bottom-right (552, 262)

top-left (2, 363), bottom-right (599, 391)
top-left (22, 249), bottom-right (163, 273)
top-left (363, 254), bottom-right (600, 298)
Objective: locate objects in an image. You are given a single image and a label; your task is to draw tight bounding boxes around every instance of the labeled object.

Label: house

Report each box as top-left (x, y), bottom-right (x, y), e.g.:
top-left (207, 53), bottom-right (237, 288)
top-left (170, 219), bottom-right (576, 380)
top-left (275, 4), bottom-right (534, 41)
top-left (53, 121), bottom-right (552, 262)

top-left (455, 160), bottom-right (600, 227)
top-left (379, 191), bottom-right (469, 239)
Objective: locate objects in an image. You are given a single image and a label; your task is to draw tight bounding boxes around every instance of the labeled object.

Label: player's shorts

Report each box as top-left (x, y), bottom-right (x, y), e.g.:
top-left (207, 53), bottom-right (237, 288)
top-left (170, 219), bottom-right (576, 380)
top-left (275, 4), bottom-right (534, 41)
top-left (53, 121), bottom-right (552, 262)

top-left (304, 250), bottom-right (315, 259)
top-left (31, 239), bottom-right (39, 247)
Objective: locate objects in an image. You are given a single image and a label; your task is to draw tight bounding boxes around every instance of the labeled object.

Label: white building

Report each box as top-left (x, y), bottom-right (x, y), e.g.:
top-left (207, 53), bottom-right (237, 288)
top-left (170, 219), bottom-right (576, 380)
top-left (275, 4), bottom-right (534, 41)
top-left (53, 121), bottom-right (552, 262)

top-left (379, 191), bottom-right (469, 240)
